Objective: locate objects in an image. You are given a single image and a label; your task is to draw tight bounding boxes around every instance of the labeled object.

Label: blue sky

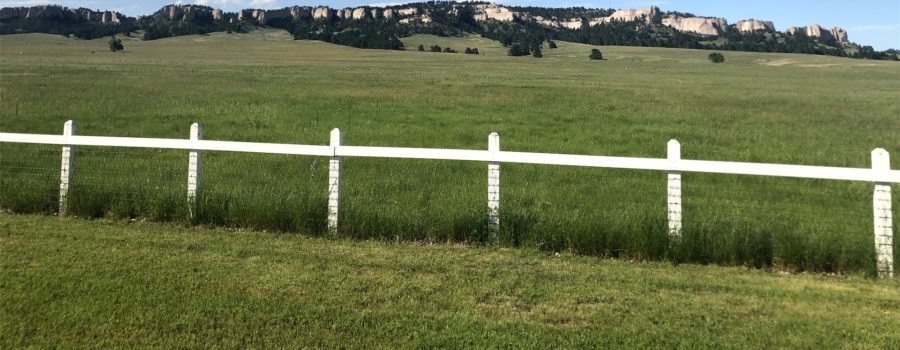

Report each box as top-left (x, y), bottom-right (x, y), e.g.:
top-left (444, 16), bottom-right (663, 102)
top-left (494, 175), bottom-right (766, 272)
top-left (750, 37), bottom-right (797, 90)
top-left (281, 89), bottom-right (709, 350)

top-left (7, 0), bottom-right (899, 50)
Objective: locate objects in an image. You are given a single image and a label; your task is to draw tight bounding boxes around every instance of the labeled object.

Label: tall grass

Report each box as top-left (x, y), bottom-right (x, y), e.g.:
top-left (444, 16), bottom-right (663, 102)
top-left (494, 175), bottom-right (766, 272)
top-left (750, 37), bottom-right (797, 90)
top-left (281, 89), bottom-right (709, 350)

top-left (0, 31), bottom-right (898, 275)
top-left (1, 142), bottom-right (892, 274)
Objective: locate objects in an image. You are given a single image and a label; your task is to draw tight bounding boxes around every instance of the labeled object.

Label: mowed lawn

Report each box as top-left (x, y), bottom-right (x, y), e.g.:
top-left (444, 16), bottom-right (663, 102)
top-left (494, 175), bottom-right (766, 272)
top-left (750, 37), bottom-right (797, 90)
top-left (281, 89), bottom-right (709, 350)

top-left (0, 29), bottom-right (899, 274)
top-left (0, 213), bottom-right (898, 348)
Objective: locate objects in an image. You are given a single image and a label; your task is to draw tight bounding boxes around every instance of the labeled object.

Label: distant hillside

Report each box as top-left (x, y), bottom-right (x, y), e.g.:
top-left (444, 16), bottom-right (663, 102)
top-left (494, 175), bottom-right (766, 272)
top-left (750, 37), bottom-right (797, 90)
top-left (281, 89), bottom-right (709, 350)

top-left (1, 2), bottom-right (897, 60)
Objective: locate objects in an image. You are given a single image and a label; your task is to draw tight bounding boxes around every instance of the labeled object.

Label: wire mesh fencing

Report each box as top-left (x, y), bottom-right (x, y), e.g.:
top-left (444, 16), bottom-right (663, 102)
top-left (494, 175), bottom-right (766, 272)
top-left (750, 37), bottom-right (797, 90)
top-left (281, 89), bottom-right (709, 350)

top-left (0, 143), bottom-right (59, 214)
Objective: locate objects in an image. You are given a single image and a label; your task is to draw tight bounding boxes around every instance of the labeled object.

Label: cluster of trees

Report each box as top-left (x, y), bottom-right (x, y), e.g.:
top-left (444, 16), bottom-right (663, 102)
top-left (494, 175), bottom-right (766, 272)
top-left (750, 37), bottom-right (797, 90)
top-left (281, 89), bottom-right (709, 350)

top-left (555, 21), bottom-right (703, 49)
top-left (108, 35), bottom-right (123, 51)
top-left (710, 28), bottom-right (842, 57)
top-left (290, 18), bottom-right (404, 50)
top-left (707, 29), bottom-right (897, 60)
top-left (0, 13), bottom-right (136, 39)
top-left (852, 47), bottom-right (899, 60)
top-left (416, 44), bottom-right (479, 54)
top-left (0, 7), bottom-right (245, 40)
top-left (480, 20), bottom-right (550, 57)
top-left (506, 6), bottom-right (614, 20)
top-left (139, 17), bottom-right (244, 41)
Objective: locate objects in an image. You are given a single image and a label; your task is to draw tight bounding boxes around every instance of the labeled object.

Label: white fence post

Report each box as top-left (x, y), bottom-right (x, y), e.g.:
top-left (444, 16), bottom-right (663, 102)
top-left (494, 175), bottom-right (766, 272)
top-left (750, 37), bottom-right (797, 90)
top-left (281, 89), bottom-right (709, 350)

top-left (327, 128), bottom-right (342, 236)
top-left (667, 139), bottom-right (683, 239)
top-left (187, 123), bottom-right (203, 217)
top-left (488, 132), bottom-right (501, 242)
top-left (872, 148), bottom-right (894, 278)
top-left (58, 120), bottom-right (76, 216)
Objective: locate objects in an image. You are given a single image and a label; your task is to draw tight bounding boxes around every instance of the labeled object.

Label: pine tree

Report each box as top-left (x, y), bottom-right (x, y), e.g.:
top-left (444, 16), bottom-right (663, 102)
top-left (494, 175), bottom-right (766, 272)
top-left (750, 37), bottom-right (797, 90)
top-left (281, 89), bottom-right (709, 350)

top-left (108, 35), bottom-right (124, 52)
top-left (708, 52), bottom-right (725, 63)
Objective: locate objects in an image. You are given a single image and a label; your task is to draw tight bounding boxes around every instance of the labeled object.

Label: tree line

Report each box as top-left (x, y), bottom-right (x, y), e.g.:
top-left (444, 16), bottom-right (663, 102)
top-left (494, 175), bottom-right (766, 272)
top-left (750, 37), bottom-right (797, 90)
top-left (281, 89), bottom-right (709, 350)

top-left (2, 2), bottom-right (897, 60)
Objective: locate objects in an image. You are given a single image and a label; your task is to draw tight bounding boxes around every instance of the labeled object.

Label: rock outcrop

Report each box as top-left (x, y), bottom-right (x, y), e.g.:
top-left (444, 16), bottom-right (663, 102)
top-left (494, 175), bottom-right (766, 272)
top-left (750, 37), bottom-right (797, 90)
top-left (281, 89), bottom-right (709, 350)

top-left (786, 24), bottom-right (848, 43)
top-left (0, 5), bottom-right (123, 25)
top-left (662, 16), bottom-right (728, 36)
top-left (0, 5), bottom-right (62, 20)
top-left (0, 2), bottom-right (855, 48)
top-left (350, 7), bottom-right (368, 20)
top-left (594, 6), bottom-right (660, 25)
top-left (156, 5), bottom-right (220, 22)
top-left (472, 4), bottom-right (519, 22)
top-left (313, 6), bottom-right (331, 19)
top-left (397, 8), bottom-right (418, 16)
top-left (561, 18), bottom-right (587, 30)
top-left (734, 19), bottom-right (774, 32)
top-left (830, 27), bottom-right (848, 43)
top-left (257, 8), bottom-right (289, 25)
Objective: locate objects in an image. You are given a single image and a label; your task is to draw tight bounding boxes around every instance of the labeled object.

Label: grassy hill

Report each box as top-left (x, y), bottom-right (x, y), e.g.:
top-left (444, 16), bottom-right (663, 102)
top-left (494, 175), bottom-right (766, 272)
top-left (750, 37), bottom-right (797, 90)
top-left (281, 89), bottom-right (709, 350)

top-left (0, 29), bottom-right (898, 275)
top-left (1, 213), bottom-right (899, 348)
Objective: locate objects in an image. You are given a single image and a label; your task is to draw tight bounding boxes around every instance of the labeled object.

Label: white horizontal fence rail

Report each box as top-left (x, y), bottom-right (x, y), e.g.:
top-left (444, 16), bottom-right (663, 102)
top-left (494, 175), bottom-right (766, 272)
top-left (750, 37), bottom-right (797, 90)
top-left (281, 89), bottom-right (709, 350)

top-left (4, 132), bottom-right (899, 183)
top-left (0, 122), bottom-right (897, 277)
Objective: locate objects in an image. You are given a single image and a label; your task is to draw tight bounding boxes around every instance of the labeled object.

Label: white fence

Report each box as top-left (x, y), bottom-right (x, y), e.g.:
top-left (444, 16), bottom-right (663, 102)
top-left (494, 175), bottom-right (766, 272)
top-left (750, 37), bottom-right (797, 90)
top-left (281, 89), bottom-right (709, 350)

top-left (1, 121), bottom-right (897, 277)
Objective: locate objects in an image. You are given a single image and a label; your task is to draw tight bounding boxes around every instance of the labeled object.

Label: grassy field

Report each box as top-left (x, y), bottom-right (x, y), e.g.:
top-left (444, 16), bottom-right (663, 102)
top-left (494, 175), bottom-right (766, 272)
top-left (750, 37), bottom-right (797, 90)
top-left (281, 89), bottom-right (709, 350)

top-left (1, 29), bottom-right (899, 274)
top-left (1, 213), bottom-right (898, 348)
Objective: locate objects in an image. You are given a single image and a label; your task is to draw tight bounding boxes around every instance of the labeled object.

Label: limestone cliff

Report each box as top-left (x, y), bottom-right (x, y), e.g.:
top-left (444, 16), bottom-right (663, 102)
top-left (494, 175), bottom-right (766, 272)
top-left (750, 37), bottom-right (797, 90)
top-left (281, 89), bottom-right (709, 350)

top-left (0, 2), bottom-right (856, 48)
top-left (734, 19), bottom-right (775, 32)
top-left (472, 4), bottom-right (520, 22)
top-left (591, 7), bottom-right (661, 25)
top-left (662, 16), bottom-right (728, 36)
top-left (1, 5), bottom-right (122, 24)
top-left (155, 4), bottom-right (219, 22)
top-left (786, 24), bottom-right (848, 43)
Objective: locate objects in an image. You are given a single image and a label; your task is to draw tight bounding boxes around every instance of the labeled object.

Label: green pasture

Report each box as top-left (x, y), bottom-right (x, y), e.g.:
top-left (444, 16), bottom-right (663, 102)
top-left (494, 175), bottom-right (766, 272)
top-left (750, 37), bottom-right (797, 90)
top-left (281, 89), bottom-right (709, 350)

top-left (1, 29), bottom-right (898, 274)
top-left (1, 214), bottom-right (899, 348)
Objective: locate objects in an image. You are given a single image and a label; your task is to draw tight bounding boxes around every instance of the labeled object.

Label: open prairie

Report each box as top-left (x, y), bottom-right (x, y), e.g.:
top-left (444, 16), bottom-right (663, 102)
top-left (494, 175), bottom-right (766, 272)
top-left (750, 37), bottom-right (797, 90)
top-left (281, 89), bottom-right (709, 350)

top-left (1, 29), bottom-right (899, 274)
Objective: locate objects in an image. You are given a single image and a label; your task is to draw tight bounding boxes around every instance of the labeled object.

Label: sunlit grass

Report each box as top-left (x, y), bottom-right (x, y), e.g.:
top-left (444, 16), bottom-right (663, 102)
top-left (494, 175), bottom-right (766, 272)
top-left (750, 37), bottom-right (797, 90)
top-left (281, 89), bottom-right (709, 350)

top-left (1, 213), bottom-right (898, 348)
top-left (0, 30), bottom-right (898, 274)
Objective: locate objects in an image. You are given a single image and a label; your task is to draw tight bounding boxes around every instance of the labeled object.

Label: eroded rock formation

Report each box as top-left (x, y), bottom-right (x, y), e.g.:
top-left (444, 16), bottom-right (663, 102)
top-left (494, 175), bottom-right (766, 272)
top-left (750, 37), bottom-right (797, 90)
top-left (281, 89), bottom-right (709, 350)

top-left (0, 5), bottom-right (123, 25)
top-left (786, 24), bottom-right (848, 43)
top-left (735, 19), bottom-right (775, 32)
top-left (0, 2), bottom-right (854, 47)
top-left (472, 4), bottom-right (520, 22)
top-left (594, 7), bottom-right (661, 25)
top-left (662, 16), bottom-right (728, 36)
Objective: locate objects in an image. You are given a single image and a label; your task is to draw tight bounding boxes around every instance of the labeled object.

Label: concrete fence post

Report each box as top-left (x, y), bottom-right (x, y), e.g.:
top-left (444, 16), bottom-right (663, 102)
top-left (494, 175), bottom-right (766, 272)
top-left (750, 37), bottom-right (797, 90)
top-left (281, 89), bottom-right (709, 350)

top-left (187, 123), bottom-right (203, 217)
top-left (58, 120), bottom-right (76, 216)
top-left (327, 128), bottom-right (342, 236)
top-left (488, 132), bottom-right (501, 242)
top-left (872, 148), bottom-right (894, 278)
top-left (667, 139), bottom-right (683, 239)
